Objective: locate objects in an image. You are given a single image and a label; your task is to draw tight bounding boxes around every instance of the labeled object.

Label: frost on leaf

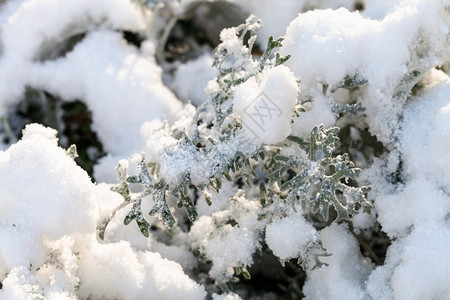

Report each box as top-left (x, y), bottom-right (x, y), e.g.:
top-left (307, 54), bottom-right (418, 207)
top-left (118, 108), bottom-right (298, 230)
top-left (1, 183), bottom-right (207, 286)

top-left (98, 156), bottom-right (174, 239)
top-left (267, 124), bottom-right (372, 222)
top-left (210, 15), bottom-right (291, 129)
top-left (101, 15), bottom-right (296, 237)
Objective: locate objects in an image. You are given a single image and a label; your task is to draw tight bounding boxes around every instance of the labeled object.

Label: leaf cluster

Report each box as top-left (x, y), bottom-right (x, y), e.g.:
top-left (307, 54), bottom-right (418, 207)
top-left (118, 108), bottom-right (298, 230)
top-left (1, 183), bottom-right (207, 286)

top-left (209, 15), bottom-right (290, 129)
top-left (267, 125), bottom-right (372, 223)
top-left (100, 18), bottom-right (372, 282)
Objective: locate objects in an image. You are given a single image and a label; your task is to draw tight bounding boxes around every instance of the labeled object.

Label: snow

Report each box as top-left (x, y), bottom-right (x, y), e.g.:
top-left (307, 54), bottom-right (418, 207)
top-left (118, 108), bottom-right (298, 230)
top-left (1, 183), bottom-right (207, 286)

top-left (365, 238), bottom-right (405, 300)
top-left (400, 74), bottom-right (450, 190)
top-left (188, 194), bottom-right (264, 282)
top-left (367, 222), bottom-right (450, 300)
top-left (265, 211), bottom-right (319, 261)
top-left (0, 0), bottom-right (182, 181)
top-left (363, 70), bottom-right (450, 299)
top-left (76, 238), bottom-right (205, 299)
top-left (212, 292), bottom-right (242, 300)
top-left (292, 90), bottom-right (336, 139)
top-left (303, 224), bottom-right (373, 300)
top-left (0, 0), bottom-right (146, 110)
top-left (31, 31), bottom-right (181, 156)
top-left (282, 0), bottom-right (450, 144)
top-left (237, 0), bottom-right (356, 45)
top-left (171, 52), bottom-right (218, 106)
top-left (0, 0), bottom-right (449, 298)
top-left (375, 177), bottom-right (450, 237)
top-left (389, 222), bottom-right (450, 300)
top-left (0, 124), bottom-right (96, 267)
top-left (143, 118), bottom-right (257, 186)
top-left (372, 72), bottom-right (450, 237)
top-left (233, 65), bottom-right (298, 145)
top-left (237, 0), bottom-right (305, 44)
top-left (195, 180), bottom-right (237, 216)
top-left (1, 267), bottom-right (45, 300)
top-left (0, 125), bottom-right (206, 299)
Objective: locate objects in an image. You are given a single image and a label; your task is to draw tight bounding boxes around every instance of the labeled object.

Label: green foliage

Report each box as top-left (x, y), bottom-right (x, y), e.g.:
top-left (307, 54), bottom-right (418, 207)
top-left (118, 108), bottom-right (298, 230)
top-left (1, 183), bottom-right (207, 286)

top-left (98, 16), bottom-right (295, 236)
top-left (210, 15), bottom-right (291, 129)
top-left (97, 162), bottom-right (132, 240)
top-left (101, 17), bottom-right (372, 283)
top-left (268, 125), bottom-right (372, 222)
top-left (331, 102), bottom-right (366, 116)
top-left (260, 36), bottom-right (291, 71)
top-left (97, 156), bottom-right (174, 240)
top-left (233, 265), bottom-right (252, 281)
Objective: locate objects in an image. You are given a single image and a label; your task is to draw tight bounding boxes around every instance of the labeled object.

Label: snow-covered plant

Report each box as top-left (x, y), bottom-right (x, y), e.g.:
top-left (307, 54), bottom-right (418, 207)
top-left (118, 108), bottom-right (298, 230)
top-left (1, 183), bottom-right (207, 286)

top-left (267, 125), bottom-right (372, 222)
top-left (101, 16), bottom-right (372, 284)
top-left (2, 0), bottom-right (450, 298)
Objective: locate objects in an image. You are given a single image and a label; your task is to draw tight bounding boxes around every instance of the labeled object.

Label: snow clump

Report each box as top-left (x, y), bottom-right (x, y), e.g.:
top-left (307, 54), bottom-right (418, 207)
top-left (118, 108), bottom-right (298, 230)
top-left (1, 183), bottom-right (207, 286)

top-left (282, 0), bottom-right (450, 144)
top-left (233, 65), bottom-right (298, 145)
top-left (265, 211), bottom-right (319, 261)
top-left (0, 124), bottom-right (206, 299)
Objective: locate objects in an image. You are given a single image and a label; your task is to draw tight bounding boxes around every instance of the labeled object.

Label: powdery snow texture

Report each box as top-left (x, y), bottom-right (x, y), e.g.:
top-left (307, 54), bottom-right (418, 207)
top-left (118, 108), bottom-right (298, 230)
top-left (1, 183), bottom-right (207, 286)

top-left (233, 65), bottom-right (298, 145)
top-left (265, 212), bottom-right (319, 261)
top-left (0, 125), bottom-right (206, 299)
top-left (0, 0), bottom-right (183, 182)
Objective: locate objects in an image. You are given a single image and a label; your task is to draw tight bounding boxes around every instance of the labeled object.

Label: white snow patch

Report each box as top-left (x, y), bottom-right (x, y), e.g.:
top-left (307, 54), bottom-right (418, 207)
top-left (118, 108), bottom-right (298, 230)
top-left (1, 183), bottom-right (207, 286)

top-left (30, 31), bottom-right (182, 157)
top-left (281, 0), bottom-right (450, 143)
top-left (0, 124), bottom-right (206, 299)
top-left (265, 211), bottom-right (319, 261)
top-left (233, 65), bottom-right (298, 145)
top-left (237, 0), bottom-right (356, 44)
top-left (0, 124), bottom-right (96, 267)
top-left (303, 224), bottom-right (373, 300)
top-left (0, 0), bottom-right (183, 182)
top-left (171, 53), bottom-right (218, 106)
top-left (189, 195), bottom-right (264, 281)
top-left (375, 178), bottom-right (450, 238)
top-left (401, 77), bottom-right (450, 190)
top-left (367, 222), bottom-right (450, 300)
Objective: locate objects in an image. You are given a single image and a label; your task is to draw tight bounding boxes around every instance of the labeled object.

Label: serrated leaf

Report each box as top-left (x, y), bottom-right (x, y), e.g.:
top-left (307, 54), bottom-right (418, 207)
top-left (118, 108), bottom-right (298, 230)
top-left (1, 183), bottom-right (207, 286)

top-left (199, 186), bottom-right (212, 206)
top-left (259, 150), bottom-right (265, 160)
top-left (275, 53), bottom-right (291, 66)
top-left (267, 159), bottom-right (297, 185)
top-left (176, 200), bottom-right (183, 208)
top-left (267, 125), bottom-right (372, 224)
top-left (330, 74), bottom-right (368, 93)
top-left (184, 202), bottom-right (198, 222)
top-left (216, 178), bottom-right (222, 190)
top-left (287, 135), bottom-right (309, 151)
top-left (223, 172), bottom-right (232, 181)
top-left (161, 209), bottom-right (175, 228)
top-left (149, 183), bottom-right (176, 228)
top-left (136, 216), bottom-right (150, 237)
top-left (209, 178), bottom-right (219, 194)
